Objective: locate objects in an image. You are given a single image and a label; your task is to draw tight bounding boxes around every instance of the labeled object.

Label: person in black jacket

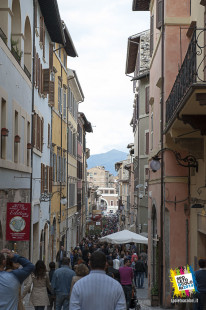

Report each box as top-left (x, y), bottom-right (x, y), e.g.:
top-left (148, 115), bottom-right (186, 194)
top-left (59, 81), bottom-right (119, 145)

top-left (135, 256), bottom-right (146, 289)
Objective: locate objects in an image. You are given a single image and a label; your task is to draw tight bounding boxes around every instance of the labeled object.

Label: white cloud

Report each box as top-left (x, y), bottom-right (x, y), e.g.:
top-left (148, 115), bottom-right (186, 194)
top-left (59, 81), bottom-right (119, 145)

top-left (58, 0), bottom-right (150, 155)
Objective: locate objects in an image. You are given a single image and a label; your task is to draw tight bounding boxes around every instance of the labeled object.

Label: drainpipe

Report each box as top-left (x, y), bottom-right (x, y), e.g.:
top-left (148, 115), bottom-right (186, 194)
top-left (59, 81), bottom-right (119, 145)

top-left (29, 0), bottom-right (36, 261)
top-left (160, 0), bottom-right (165, 306)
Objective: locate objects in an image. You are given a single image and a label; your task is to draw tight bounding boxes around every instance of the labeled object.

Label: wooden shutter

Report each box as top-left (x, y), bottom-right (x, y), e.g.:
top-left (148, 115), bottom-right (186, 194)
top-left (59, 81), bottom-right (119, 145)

top-left (41, 117), bottom-right (44, 152)
top-left (49, 43), bottom-right (53, 70)
top-left (32, 113), bottom-right (36, 147)
top-left (43, 69), bottom-right (50, 94)
top-left (48, 81), bottom-right (55, 106)
top-left (45, 165), bottom-right (48, 192)
top-left (150, 15), bottom-right (154, 57)
top-left (41, 163), bottom-right (44, 193)
top-left (145, 86), bottom-right (149, 114)
top-left (38, 57), bottom-right (40, 93)
top-left (34, 1), bottom-right (37, 28)
top-left (49, 166), bottom-right (52, 193)
top-left (37, 115), bottom-right (40, 150)
top-left (40, 16), bottom-right (44, 42)
top-left (35, 53), bottom-right (38, 86)
top-left (48, 123), bottom-right (50, 147)
top-left (40, 64), bottom-right (43, 94)
top-left (145, 132), bottom-right (149, 155)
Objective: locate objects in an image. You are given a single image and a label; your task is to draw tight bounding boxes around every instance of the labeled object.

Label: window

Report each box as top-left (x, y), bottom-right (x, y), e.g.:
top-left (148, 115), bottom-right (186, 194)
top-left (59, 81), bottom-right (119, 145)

top-left (1, 98), bottom-right (7, 159)
top-left (151, 113), bottom-right (153, 150)
top-left (63, 51), bottom-right (67, 67)
top-left (63, 89), bottom-right (66, 118)
top-left (145, 86), bottom-right (149, 114)
top-left (68, 127), bottom-right (73, 154)
top-left (110, 190), bottom-right (114, 194)
top-left (78, 123), bottom-right (82, 143)
top-left (32, 113), bottom-right (44, 152)
top-left (41, 164), bottom-right (52, 193)
top-left (150, 15), bottom-right (154, 56)
top-left (52, 151), bottom-right (57, 181)
top-left (145, 131), bottom-right (149, 155)
top-left (58, 80), bottom-right (62, 113)
top-left (40, 16), bottom-right (45, 57)
top-left (58, 44), bottom-right (61, 58)
top-left (14, 110), bottom-right (19, 163)
top-left (156, 0), bottom-right (163, 29)
top-left (69, 183), bottom-right (76, 207)
top-left (48, 123), bottom-right (50, 147)
top-left (111, 200), bottom-right (114, 206)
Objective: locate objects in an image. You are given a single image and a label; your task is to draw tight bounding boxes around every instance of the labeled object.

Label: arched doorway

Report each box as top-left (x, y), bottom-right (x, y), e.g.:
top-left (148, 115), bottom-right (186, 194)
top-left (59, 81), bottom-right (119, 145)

top-left (24, 16), bottom-right (32, 78)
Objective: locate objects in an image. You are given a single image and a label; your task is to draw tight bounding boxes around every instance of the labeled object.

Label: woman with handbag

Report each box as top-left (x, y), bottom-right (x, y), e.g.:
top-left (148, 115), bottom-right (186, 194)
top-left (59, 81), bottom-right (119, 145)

top-left (22, 260), bottom-right (51, 310)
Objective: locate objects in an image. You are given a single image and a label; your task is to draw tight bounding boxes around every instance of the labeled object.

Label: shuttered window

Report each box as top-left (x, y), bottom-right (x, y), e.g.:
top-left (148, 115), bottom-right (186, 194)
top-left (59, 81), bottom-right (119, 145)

top-left (49, 43), bottom-right (53, 70)
top-left (53, 153), bottom-right (57, 181)
top-left (43, 69), bottom-right (50, 94)
top-left (48, 81), bottom-right (55, 106)
top-left (156, 0), bottom-right (163, 29)
top-left (41, 164), bottom-right (52, 193)
top-left (40, 117), bottom-right (44, 152)
top-left (69, 183), bottom-right (76, 208)
top-left (145, 86), bottom-right (149, 114)
top-left (48, 123), bottom-right (50, 147)
top-left (150, 15), bottom-right (154, 56)
top-left (145, 132), bottom-right (149, 155)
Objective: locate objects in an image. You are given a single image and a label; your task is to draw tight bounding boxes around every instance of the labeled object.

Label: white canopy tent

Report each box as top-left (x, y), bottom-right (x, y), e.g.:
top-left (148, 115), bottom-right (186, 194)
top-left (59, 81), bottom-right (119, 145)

top-left (100, 229), bottom-right (148, 245)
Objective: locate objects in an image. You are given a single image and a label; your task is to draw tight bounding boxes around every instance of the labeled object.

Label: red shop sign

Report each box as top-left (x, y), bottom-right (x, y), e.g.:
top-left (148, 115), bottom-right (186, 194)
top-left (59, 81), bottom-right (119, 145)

top-left (6, 203), bottom-right (31, 241)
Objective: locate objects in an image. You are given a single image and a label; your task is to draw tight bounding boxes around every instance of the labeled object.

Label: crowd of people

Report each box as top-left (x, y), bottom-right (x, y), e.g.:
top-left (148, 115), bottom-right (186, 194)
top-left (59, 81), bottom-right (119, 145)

top-left (0, 235), bottom-right (205, 310)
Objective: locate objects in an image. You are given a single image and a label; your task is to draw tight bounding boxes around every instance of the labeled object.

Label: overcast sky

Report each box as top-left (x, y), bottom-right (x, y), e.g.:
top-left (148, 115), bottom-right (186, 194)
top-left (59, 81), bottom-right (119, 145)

top-left (58, 0), bottom-right (149, 155)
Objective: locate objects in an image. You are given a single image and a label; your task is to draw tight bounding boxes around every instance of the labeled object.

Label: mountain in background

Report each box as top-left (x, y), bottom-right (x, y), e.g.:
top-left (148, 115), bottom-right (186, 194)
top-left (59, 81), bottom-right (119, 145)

top-left (87, 149), bottom-right (128, 176)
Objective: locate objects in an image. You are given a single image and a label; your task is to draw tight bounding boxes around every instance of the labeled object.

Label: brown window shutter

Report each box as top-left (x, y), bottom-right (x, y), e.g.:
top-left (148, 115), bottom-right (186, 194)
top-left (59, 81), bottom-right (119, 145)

top-left (36, 53), bottom-right (38, 86)
top-left (40, 16), bottom-right (44, 42)
top-left (38, 57), bottom-right (40, 92)
top-left (37, 115), bottom-right (40, 150)
top-left (150, 15), bottom-right (154, 56)
top-left (32, 113), bottom-right (36, 147)
top-left (156, 0), bottom-right (163, 29)
top-left (48, 81), bottom-right (55, 106)
top-left (49, 166), bottom-right (52, 193)
top-left (41, 163), bottom-right (44, 193)
top-left (48, 123), bottom-right (50, 146)
top-left (49, 43), bottom-right (53, 70)
top-left (45, 165), bottom-right (48, 192)
top-left (34, 2), bottom-right (37, 28)
top-left (41, 117), bottom-right (44, 152)
top-left (145, 86), bottom-right (149, 114)
top-left (40, 64), bottom-right (43, 94)
top-left (43, 69), bottom-right (50, 94)
top-left (145, 132), bottom-right (149, 155)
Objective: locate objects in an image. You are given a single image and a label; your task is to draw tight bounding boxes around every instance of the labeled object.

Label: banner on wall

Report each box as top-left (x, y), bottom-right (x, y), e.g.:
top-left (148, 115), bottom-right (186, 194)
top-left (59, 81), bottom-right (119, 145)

top-left (6, 203), bottom-right (31, 241)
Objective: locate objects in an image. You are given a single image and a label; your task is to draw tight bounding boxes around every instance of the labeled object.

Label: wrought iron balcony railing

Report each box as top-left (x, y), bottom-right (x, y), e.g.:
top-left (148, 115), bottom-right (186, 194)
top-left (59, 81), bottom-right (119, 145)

top-left (166, 29), bottom-right (206, 128)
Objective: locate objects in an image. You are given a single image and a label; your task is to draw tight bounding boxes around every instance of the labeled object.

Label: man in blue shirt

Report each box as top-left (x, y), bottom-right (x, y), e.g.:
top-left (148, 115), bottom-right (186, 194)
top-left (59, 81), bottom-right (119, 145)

top-left (69, 251), bottom-right (126, 310)
top-left (51, 257), bottom-right (75, 310)
top-left (0, 248), bottom-right (34, 310)
top-left (195, 259), bottom-right (206, 310)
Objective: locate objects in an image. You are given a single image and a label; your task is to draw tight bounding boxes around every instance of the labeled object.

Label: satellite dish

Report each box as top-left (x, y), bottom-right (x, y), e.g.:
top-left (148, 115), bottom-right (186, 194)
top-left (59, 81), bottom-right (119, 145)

top-left (150, 159), bottom-right (161, 172)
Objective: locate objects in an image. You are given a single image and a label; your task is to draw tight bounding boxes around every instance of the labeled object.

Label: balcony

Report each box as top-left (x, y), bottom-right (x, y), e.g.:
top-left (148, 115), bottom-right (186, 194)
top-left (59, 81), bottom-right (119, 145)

top-left (165, 29), bottom-right (206, 137)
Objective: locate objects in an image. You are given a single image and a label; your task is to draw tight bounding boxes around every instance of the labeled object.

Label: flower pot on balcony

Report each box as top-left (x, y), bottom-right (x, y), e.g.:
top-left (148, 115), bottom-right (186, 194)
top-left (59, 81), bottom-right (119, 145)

top-left (27, 142), bottom-right (32, 149)
top-left (14, 135), bottom-right (21, 143)
top-left (1, 128), bottom-right (9, 136)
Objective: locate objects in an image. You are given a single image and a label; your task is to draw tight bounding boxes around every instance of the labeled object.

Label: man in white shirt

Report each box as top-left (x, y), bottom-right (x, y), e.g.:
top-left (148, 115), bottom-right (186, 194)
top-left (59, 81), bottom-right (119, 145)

top-left (69, 251), bottom-right (126, 310)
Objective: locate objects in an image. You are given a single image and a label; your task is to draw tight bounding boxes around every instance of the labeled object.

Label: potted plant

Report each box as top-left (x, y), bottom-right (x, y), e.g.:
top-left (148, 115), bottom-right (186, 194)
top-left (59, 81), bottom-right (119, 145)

top-left (151, 284), bottom-right (159, 306)
top-left (14, 135), bottom-right (21, 143)
top-left (27, 142), bottom-right (32, 149)
top-left (1, 128), bottom-right (9, 136)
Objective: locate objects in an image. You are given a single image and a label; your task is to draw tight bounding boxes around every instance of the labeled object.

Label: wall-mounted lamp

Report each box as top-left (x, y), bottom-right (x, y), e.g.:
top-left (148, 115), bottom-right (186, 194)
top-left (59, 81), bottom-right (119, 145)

top-left (150, 148), bottom-right (198, 172)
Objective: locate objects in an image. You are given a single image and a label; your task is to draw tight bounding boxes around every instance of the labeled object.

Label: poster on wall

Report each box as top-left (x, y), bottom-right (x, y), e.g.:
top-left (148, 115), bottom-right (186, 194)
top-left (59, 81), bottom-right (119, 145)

top-left (6, 203), bottom-right (31, 241)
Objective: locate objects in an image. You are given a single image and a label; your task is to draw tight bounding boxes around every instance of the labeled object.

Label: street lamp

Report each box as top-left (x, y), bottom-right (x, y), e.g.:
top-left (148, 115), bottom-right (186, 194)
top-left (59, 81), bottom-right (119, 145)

top-left (150, 148), bottom-right (198, 172)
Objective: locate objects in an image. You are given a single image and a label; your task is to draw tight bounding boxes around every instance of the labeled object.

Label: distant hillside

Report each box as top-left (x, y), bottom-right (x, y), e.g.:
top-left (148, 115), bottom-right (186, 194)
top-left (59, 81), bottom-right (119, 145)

top-left (87, 149), bottom-right (128, 176)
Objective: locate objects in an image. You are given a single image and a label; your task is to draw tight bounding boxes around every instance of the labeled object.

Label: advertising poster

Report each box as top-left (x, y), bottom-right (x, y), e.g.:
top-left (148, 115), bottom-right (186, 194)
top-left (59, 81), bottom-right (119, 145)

top-left (6, 203), bottom-right (31, 241)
